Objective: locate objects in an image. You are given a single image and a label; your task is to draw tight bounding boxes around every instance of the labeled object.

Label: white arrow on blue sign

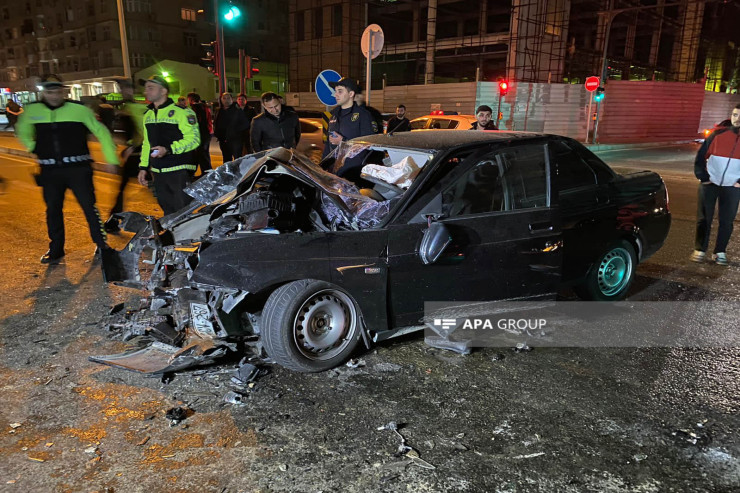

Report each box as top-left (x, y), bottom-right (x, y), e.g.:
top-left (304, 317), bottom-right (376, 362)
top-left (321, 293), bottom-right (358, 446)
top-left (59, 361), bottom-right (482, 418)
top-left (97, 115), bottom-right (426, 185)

top-left (315, 70), bottom-right (342, 106)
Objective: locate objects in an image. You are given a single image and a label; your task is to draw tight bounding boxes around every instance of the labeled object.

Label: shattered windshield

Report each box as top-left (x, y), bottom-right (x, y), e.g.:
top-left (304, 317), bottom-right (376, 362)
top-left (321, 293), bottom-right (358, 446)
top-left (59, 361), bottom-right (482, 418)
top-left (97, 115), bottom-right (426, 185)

top-left (182, 146), bottom-right (437, 230)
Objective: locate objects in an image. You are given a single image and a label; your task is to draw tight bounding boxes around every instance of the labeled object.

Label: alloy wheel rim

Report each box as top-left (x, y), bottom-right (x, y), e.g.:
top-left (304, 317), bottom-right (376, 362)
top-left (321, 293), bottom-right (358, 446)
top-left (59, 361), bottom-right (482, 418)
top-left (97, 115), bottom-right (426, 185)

top-left (293, 289), bottom-right (357, 361)
top-left (597, 247), bottom-right (633, 297)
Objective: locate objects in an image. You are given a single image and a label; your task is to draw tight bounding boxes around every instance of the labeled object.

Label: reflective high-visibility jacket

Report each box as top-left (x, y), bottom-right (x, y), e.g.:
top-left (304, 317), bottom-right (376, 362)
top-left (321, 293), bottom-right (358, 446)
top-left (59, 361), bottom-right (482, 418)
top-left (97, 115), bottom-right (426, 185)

top-left (140, 98), bottom-right (200, 173)
top-left (16, 100), bottom-right (118, 165)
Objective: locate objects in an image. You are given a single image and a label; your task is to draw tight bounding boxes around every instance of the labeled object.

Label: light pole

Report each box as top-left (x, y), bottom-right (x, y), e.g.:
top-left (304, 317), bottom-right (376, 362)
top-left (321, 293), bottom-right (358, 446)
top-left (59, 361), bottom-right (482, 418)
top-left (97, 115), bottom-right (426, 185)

top-left (116, 0), bottom-right (131, 79)
top-left (214, 0), bottom-right (226, 94)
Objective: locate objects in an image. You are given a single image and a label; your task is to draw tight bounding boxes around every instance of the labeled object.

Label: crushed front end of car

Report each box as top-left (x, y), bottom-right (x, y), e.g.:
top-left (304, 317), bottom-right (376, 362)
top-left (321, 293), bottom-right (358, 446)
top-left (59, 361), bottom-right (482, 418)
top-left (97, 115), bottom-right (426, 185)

top-left (95, 147), bottom-right (392, 373)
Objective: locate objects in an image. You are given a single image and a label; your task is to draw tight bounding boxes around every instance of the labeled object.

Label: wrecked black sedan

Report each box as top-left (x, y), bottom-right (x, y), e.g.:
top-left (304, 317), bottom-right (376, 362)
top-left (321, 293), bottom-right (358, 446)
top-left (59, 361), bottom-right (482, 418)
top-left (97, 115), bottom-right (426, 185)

top-left (100, 131), bottom-right (670, 372)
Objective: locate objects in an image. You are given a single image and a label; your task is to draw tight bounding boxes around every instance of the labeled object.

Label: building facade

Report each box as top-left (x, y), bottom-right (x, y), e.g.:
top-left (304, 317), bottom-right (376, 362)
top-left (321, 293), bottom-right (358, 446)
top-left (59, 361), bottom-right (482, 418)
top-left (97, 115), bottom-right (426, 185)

top-left (288, 0), bottom-right (734, 94)
top-left (0, 0), bottom-right (290, 103)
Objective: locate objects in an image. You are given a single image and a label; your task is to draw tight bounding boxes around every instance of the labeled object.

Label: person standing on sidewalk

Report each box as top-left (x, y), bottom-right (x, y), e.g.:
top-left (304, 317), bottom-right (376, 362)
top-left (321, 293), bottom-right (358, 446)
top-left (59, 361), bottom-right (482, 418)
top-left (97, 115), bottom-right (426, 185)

top-left (250, 92), bottom-right (301, 152)
top-left (691, 103), bottom-right (740, 266)
top-left (137, 75), bottom-right (200, 216)
top-left (214, 92), bottom-right (249, 163)
top-left (16, 75), bottom-right (119, 264)
top-left (106, 77), bottom-right (147, 231)
top-left (187, 92), bottom-right (213, 174)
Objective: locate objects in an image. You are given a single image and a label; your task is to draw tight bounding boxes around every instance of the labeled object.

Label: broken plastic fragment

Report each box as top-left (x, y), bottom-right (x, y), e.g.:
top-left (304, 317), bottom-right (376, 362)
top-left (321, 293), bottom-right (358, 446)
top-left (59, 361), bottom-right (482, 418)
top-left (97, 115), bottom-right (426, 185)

top-left (223, 391), bottom-right (246, 405)
top-left (346, 358), bottom-right (366, 369)
top-left (513, 343), bottom-right (532, 353)
top-left (165, 406), bottom-right (189, 425)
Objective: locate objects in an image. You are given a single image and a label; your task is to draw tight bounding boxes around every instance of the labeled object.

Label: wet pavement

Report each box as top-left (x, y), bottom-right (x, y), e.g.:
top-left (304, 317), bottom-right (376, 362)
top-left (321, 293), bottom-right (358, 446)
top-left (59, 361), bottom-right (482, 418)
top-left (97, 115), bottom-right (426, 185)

top-left (0, 144), bottom-right (739, 492)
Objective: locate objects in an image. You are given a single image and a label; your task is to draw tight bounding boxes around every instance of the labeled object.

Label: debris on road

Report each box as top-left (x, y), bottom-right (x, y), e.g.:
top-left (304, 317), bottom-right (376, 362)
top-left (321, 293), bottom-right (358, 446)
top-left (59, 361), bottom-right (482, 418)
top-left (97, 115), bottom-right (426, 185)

top-left (346, 358), bottom-right (366, 369)
top-left (378, 421), bottom-right (436, 470)
top-left (512, 452), bottom-right (545, 459)
top-left (165, 406), bottom-right (190, 426)
top-left (513, 343), bottom-right (533, 353)
top-left (424, 335), bottom-right (472, 355)
top-left (223, 391), bottom-right (247, 405)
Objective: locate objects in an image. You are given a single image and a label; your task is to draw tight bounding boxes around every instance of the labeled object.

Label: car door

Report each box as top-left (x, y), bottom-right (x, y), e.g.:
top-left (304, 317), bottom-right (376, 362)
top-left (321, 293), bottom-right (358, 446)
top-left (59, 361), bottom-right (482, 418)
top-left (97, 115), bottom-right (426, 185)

top-left (549, 137), bottom-right (617, 283)
top-left (386, 142), bottom-right (562, 328)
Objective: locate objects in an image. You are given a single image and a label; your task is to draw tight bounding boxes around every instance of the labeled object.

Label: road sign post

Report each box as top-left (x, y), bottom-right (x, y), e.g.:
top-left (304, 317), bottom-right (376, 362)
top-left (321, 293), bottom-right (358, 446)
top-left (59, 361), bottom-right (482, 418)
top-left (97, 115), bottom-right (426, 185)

top-left (361, 24), bottom-right (384, 107)
top-left (584, 76), bottom-right (599, 143)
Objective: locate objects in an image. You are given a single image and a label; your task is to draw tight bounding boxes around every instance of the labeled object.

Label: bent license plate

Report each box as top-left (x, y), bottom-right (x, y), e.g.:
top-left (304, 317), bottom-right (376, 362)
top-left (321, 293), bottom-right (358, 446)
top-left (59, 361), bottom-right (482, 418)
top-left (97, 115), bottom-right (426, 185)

top-left (190, 302), bottom-right (216, 337)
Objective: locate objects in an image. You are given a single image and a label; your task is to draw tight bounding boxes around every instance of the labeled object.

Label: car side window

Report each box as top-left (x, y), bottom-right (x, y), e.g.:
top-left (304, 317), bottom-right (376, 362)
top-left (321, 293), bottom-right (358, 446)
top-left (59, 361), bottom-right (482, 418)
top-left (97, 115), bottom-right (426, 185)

top-left (550, 139), bottom-right (596, 191)
top-left (410, 118), bottom-right (428, 130)
top-left (441, 144), bottom-right (548, 217)
top-left (566, 139), bottom-right (615, 184)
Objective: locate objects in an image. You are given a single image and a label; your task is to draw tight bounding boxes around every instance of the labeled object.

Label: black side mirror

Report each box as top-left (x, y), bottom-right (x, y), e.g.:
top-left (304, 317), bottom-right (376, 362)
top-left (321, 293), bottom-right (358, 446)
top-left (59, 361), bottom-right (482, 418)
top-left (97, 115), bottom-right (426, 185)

top-left (419, 221), bottom-right (452, 265)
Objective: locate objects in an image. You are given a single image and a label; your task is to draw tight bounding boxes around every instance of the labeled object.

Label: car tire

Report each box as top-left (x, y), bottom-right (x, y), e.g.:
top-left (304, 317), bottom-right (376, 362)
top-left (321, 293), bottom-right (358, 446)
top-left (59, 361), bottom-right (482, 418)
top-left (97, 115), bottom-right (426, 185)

top-left (261, 279), bottom-right (363, 372)
top-left (575, 240), bottom-right (637, 301)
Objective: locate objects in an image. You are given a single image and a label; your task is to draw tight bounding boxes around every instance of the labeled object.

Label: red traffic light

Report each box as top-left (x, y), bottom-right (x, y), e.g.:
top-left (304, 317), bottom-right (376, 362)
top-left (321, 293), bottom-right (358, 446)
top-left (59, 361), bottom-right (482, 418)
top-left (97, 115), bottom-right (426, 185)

top-left (498, 80), bottom-right (509, 96)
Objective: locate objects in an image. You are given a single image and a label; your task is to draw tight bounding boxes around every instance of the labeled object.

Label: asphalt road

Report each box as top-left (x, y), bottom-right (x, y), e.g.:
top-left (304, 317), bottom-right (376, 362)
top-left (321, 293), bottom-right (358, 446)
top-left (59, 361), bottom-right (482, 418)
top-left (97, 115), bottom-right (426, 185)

top-left (0, 143), bottom-right (738, 492)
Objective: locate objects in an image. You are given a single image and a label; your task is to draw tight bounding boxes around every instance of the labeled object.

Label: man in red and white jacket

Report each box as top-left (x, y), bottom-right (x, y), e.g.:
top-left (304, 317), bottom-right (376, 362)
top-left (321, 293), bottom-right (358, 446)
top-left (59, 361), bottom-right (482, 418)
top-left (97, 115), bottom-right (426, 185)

top-left (692, 104), bottom-right (740, 266)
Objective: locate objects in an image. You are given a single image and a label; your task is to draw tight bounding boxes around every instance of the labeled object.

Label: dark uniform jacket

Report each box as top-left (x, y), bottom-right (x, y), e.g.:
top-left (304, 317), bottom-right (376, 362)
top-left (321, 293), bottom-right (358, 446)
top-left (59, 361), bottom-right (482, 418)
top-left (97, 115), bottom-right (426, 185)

top-left (250, 109), bottom-right (301, 152)
top-left (322, 102), bottom-right (379, 184)
top-left (322, 102), bottom-right (377, 158)
top-left (140, 98), bottom-right (200, 174)
top-left (16, 100), bottom-right (119, 166)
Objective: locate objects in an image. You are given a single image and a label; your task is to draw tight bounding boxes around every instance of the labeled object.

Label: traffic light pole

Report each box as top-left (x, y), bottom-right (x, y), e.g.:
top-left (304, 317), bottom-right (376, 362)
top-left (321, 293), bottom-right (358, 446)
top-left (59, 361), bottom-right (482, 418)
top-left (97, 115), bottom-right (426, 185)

top-left (214, 0), bottom-right (226, 94)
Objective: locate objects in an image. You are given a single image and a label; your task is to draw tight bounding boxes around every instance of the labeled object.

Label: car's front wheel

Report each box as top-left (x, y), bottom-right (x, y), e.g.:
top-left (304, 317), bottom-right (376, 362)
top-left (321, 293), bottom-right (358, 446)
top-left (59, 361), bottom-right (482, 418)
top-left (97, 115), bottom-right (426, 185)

top-left (575, 240), bottom-right (637, 301)
top-left (261, 280), bottom-right (363, 372)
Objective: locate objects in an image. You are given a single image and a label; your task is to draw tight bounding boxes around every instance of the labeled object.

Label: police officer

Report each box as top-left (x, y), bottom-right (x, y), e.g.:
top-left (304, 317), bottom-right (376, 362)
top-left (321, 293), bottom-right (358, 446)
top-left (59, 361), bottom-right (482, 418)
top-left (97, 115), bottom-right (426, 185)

top-left (322, 77), bottom-right (378, 184)
top-left (137, 75), bottom-right (200, 216)
top-left (16, 75), bottom-right (119, 264)
top-left (106, 77), bottom-right (147, 231)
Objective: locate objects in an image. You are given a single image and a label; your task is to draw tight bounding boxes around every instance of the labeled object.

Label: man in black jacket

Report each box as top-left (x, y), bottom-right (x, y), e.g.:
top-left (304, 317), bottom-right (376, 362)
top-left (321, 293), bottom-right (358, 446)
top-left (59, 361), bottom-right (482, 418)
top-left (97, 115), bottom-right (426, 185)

top-left (187, 92), bottom-right (212, 173)
top-left (214, 92), bottom-right (249, 162)
top-left (250, 92), bottom-right (301, 152)
top-left (236, 93), bottom-right (256, 154)
top-left (386, 104), bottom-right (411, 133)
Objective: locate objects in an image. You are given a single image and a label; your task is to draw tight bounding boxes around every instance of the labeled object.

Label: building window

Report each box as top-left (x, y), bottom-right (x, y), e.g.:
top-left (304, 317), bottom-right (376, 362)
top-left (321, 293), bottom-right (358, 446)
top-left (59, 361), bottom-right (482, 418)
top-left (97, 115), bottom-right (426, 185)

top-left (313, 7), bottom-right (322, 39)
top-left (253, 80), bottom-right (261, 91)
top-left (181, 8), bottom-right (196, 21)
top-left (295, 11), bottom-right (304, 41)
top-left (99, 0), bottom-right (108, 14)
top-left (102, 26), bottom-right (111, 41)
top-left (69, 35), bottom-right (76, 47)
top-left (183, 32), bottom-right (197, 47)
top-left (125, 0), bottom-right (151, 14)
top-left (2, 8), bottom-right (9, 20)
top-left (66, 8), bottom-right (73, 21)
top-left (88, 4), bottom-right (95, 16)
top-left (332, 5), bottom-right (342, 36)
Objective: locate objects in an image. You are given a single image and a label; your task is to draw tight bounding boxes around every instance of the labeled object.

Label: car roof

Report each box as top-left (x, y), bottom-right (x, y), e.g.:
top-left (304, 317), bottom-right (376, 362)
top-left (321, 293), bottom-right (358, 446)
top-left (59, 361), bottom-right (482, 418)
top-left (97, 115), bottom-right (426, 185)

top-left (351, 129), bottom-right (549, 151)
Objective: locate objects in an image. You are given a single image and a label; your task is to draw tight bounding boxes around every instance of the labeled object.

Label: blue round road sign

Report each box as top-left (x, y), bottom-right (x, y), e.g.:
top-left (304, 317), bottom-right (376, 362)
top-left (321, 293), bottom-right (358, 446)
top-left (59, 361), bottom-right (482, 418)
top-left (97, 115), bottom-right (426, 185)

top-left (315, 70), bottom-right (342, 106)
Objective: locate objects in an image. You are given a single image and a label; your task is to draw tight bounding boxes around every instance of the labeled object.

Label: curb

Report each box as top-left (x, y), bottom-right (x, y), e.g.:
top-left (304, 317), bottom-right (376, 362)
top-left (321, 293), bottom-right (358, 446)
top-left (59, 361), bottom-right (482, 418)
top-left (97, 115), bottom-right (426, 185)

top-left (585, 140), bottom-right (696, 152)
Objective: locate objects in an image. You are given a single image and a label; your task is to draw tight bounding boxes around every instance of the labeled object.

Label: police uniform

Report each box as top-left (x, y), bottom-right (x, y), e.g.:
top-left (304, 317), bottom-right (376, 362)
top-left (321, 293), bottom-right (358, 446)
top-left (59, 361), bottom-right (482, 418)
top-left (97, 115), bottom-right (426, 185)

top-left (16, 77), bottom-right (119, 263)
top-left (109, 86), bottom-right (148, 219)
top-left (140, 97), bottom-right (200, 215)
top-left (322, 101), bottom-right (378, 184)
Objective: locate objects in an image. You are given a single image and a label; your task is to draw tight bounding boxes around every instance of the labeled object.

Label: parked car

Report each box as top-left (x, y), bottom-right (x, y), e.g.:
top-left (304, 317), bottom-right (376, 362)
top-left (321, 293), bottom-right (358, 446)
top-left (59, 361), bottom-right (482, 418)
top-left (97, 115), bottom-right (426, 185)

top-left (410, 113), bottom-right (476, 130)
top-left (101, 131), bottom-right (670, 373)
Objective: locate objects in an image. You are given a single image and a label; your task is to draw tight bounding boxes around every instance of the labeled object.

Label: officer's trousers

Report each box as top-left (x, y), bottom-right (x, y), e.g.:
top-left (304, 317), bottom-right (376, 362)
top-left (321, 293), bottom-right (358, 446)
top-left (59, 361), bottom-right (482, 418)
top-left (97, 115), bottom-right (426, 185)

top-left (41, 164), bottom-right (106, 255)
top-left (152, 169), bottom-right (192, 216)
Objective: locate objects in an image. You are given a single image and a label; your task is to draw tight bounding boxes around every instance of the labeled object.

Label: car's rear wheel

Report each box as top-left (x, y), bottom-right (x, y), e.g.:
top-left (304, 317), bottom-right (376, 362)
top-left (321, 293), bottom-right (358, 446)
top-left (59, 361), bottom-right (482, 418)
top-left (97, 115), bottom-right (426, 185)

top-left (575, 240), bottom-right (636, 301)
top-left (261, 280), bottom-right (363, 372)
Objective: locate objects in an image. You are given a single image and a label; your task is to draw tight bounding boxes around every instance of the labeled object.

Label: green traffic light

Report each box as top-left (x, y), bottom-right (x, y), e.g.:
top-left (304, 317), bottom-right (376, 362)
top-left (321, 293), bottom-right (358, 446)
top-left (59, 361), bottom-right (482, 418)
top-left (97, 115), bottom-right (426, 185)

top-left (224, 6), bottom-right (241, 21)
